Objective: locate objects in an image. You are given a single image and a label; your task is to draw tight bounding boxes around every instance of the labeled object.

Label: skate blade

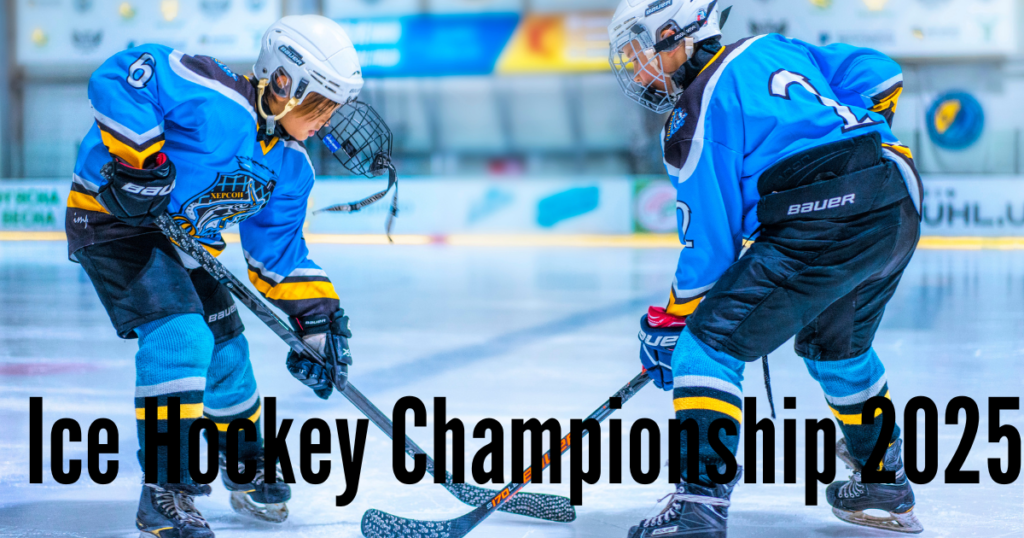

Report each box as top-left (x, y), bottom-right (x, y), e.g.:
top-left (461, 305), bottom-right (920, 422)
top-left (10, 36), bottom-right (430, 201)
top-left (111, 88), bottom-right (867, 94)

top-left (832, 506), bottom-right (923, 534)
top-left (229, 491), bottom-right (289, 523)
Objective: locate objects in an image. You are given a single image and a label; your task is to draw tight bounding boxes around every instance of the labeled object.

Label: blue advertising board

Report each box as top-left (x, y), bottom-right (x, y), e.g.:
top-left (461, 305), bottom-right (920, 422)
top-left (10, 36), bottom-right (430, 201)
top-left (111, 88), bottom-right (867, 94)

top-left (337, 14), bottom-right (520, 77)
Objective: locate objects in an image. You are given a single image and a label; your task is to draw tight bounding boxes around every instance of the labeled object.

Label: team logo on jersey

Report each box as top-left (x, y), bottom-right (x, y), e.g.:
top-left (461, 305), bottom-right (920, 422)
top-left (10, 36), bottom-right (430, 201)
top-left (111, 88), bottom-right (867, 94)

top-left (666, 109), bottom-right (688, 142)
top-left (646, 0), bottom-right (672, 16)
top-left (179, 157), bottom-right (277, 238)
top-left (213, 58), bottom-right (238, 80)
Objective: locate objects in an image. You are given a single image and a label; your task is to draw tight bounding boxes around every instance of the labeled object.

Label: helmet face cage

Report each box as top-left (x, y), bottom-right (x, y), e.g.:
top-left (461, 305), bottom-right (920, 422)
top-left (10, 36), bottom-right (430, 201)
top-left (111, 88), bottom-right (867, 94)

top-left (609, 24), bottom-right (677, 114)
top-left (319, 100), bottom-right (394, 177)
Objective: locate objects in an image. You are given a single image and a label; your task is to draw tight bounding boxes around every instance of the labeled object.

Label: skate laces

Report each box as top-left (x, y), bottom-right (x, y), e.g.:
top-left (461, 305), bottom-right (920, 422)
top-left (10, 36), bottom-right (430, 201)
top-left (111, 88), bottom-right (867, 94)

top-left (642, 489), bottom-right (730, 527)
top-left (149, 484), bottom-right (211, 528)
top-left (838, 471), bottom-right (867, 498)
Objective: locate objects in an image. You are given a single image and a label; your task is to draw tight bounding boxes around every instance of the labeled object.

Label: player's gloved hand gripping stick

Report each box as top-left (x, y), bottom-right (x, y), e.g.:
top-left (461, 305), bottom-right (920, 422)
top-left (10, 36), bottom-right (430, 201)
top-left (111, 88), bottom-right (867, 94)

top-left (361, 370), bottom-right (653, 538)
top-left (153, 213), bottom-right (576, 523)
top-left (638, 305), bottom-right (688, 390)
top-left (287, 309), bottom-right (353, 399)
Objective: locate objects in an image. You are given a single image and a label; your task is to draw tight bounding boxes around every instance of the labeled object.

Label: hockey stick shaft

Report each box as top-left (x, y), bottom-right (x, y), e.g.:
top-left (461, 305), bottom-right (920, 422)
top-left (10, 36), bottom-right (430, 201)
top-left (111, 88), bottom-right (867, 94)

top-left (154, 214), bottom-right (575, 522)
top-left (361, 370), bottom-right (653, 538)
top-left (480, 369), bottom-right (652, 512)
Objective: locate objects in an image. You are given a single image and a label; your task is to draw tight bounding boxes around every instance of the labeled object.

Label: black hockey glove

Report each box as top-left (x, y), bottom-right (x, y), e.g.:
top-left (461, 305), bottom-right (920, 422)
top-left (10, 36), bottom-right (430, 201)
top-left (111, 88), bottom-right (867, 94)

top-left (96, 153), bottom-right (176, 227)
top-left (286, 309), bottom-right (352, 399)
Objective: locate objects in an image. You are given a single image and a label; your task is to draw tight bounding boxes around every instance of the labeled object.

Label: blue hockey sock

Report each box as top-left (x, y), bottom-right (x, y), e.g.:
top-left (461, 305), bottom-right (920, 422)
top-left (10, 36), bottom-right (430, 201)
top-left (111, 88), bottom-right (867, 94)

top-left (671, 328), bottom-right (746, 486)
top-left (134, 313), bottom-right (214, 484)
top-left (804, 347), bottom-right (901, 466)
top-left (203, 334), bottom-right (262, 458)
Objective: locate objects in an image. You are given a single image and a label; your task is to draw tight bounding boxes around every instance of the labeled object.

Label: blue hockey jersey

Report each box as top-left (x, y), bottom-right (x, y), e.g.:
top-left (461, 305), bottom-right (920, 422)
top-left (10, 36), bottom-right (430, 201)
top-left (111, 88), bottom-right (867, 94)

top-left (661, 34), bottom-right (921, 317)
top-left (67, 44), bottom-right (338, 318)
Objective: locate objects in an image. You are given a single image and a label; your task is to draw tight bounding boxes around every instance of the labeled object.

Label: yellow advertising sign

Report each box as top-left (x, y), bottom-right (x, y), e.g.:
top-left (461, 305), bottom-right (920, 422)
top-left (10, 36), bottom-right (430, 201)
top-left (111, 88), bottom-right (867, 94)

top-left (497, 12), bottom-right (613, 74)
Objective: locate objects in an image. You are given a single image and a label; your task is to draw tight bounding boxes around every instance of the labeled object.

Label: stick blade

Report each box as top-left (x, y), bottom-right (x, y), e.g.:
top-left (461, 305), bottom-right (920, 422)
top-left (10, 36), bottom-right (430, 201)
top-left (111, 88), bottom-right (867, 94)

top-left (361, 509), bottom-right (458, 538)
top-left (444, 483), bottom-right (576, 522)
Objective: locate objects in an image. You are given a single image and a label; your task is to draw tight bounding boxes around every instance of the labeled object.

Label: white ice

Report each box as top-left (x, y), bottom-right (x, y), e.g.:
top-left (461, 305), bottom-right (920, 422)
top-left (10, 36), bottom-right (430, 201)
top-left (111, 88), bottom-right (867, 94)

top-left (0, 241), bottom-right (1021, 537)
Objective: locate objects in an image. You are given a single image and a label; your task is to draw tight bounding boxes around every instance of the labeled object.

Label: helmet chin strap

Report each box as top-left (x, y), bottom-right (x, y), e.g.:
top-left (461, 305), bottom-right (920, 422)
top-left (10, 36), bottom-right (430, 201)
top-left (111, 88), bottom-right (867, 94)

top-left (256, 79), bottom-right (299, 137)
top-left (657, 36), bottom-right (694, 98)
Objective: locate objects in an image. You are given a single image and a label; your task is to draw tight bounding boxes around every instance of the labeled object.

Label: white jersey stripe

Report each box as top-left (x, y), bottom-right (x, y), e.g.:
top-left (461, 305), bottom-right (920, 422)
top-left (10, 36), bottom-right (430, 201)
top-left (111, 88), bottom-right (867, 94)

top-left (72, 173), bottom-right (100, 193)
top-left (679, 36), bottom-right (766, 185)
top-left (243, 249), bottom-right (285, 283)
top-left (91, 104), bottom-right (165, 146)
top-left (168, 50), bottom-right (257, 123)
top-left (882, 148), bottom-right (921, 214)
top-left (866, 73), bottom-right (904, 98)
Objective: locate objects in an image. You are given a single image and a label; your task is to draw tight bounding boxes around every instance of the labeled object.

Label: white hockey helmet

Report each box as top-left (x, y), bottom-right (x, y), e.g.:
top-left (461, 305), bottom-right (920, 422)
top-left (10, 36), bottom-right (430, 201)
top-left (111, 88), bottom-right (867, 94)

top-left (253, 15), bottom-right (364, 133)
top-left (608, 0), bottom-right (726, 113)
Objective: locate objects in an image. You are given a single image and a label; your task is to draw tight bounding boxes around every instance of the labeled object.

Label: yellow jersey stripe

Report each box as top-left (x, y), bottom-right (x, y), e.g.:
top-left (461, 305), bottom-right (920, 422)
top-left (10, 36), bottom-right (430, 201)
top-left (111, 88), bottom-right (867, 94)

top-left (260, 137), bottom-right (279, 155)
top-left (135, 403), bottom-right (205, 420)
top-left (882, 143), bottom-right (913, 160)
top-left (100, 130), bottom-right (164, 169)
top-left (666, 296), bottom-right (702, 317)
top-left (673, 397), bottom-right (743, 423)
top-left (67, 191), bottom-right (110, 214)
top-left (250, 274), bottom-right (339, 302)
top-left (698, 47), bottom-right (726, 76)
top-left (870, 87), bottom-right (903, 114)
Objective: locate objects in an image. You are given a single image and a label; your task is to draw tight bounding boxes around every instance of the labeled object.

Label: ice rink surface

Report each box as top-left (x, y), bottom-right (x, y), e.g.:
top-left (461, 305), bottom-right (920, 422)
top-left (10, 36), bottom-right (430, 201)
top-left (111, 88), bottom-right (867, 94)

top-left (0, 240), bottom-right (1021, 538)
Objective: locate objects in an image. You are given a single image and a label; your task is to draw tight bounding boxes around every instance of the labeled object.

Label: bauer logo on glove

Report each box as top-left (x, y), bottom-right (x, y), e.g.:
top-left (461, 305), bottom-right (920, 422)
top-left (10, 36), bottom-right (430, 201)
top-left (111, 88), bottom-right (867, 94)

top-left (287, 309), bottom-right (354, 399)
top-left (637, 306), bottom-right (687, 391)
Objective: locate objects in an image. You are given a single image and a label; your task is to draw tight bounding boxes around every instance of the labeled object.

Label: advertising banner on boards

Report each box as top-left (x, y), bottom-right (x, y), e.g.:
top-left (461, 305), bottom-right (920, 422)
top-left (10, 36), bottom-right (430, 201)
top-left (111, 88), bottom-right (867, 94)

top-left (723, 0), bottom-right (1015, 58)
top-left (4, 176), bottom-right (1024, 238)
top-left (920, 177), bottom-right (1024, 236)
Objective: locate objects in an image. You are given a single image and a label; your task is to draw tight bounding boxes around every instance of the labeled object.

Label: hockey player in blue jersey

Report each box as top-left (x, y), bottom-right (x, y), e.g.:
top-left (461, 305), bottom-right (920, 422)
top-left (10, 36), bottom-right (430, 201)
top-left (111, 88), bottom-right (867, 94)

top-left (66, 15), bottom-right (391, 537)
top-left (609, 1), bottom-right (923, 536)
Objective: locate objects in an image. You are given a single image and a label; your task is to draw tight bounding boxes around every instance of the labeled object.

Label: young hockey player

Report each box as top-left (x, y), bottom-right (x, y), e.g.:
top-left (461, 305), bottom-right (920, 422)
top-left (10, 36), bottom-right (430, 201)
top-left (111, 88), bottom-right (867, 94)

top-left (609, 1), bottom-right (923, 536)
top-left (66, 15), bottom-right (387, 538)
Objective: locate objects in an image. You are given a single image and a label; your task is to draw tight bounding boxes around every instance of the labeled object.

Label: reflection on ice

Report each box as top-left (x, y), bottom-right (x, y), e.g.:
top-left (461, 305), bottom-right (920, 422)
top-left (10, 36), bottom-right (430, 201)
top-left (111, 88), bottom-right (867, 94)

top-left (0, 243), bottom-right (1020, 537)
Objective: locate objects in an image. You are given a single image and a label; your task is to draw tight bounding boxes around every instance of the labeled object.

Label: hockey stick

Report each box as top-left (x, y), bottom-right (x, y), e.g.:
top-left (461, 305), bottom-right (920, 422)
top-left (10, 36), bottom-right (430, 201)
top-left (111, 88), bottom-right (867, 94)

top-left (361, 370), bottom-right (653, 538)
top-left (154, 214), bottom-right (576, 523)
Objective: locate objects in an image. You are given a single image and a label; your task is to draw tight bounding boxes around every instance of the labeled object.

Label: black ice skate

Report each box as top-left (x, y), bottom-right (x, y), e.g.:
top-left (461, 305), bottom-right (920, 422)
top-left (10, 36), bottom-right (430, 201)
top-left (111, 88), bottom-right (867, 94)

top-left (627, 468), bottom-right (742, 538)
top-left (827, 438), bottom-right (923, 534)
top-left (136, 482), bottom-right (215, 538)
top-left (219, 449), bottom-right (291, 523)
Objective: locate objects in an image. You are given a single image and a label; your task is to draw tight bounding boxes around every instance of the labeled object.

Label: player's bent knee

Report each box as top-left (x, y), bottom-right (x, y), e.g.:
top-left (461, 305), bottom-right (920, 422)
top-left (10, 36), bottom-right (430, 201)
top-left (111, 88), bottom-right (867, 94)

top-left (671, 328), bottom-right (746, 386)
top-left (135, 313), bottom-right (216, 373)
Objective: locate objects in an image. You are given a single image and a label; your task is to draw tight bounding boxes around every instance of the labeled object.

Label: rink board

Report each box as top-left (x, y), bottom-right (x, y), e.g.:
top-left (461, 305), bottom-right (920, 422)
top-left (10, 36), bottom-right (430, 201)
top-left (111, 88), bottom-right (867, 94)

top-left (2, 176), bottom-right (1024, 238)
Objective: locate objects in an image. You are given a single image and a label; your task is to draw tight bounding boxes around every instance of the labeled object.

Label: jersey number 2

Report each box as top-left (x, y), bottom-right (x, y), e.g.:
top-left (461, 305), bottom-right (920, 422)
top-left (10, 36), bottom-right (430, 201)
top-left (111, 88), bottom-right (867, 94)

top-left (769, 69), bottom-right (881, 133)
top-left (677, 201), bottom-right (694, 249)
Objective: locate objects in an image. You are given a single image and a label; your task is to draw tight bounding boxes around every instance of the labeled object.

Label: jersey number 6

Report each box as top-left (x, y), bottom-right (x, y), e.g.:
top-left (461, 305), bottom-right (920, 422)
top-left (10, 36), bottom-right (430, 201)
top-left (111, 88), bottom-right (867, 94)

top-left (127, 53), bottom-right (156, 89)
top-left (769, 69), bottom-right (881, 133)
